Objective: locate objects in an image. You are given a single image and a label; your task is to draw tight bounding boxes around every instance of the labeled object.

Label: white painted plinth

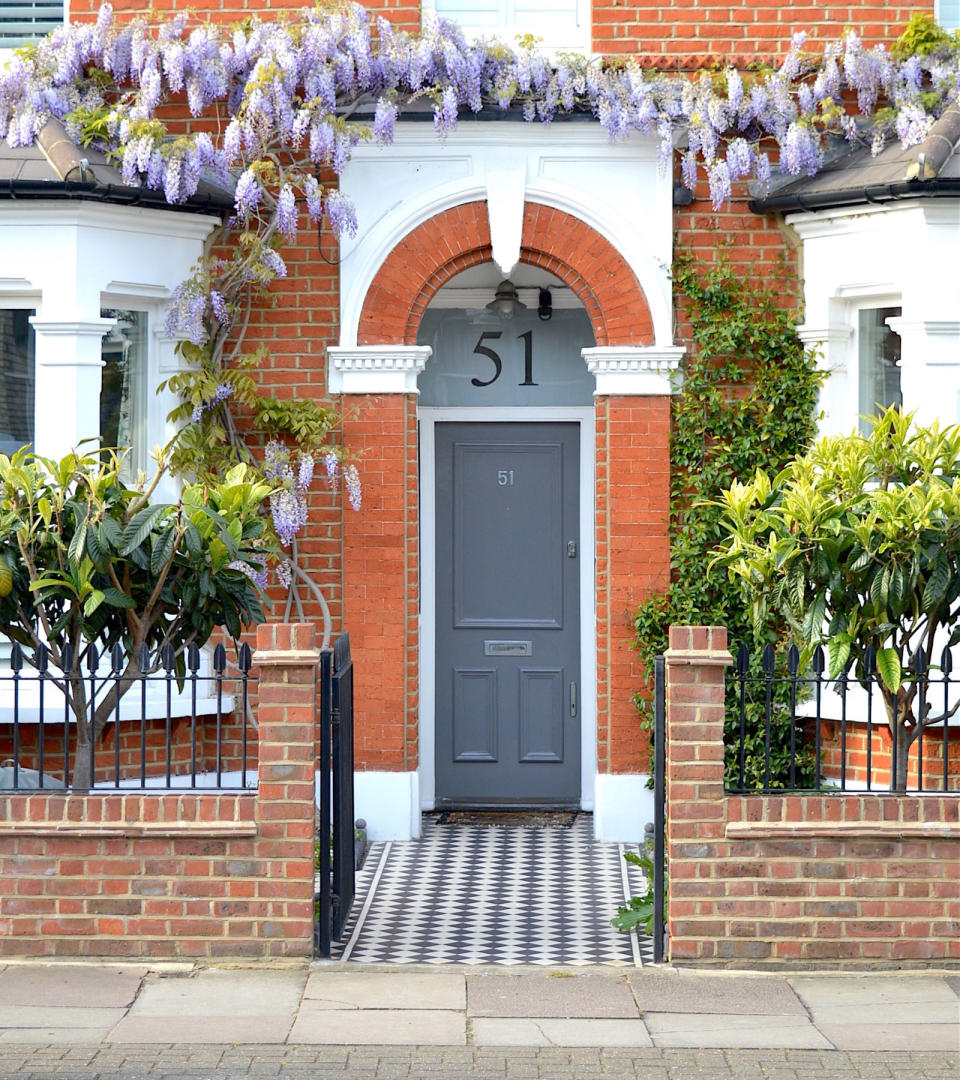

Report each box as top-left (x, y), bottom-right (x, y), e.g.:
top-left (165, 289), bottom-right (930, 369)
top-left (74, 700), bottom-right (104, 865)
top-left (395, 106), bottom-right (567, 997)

top-left (593, 773), bottom-right (654, 843)
top-left (353, 771), bottom-right (421, 841)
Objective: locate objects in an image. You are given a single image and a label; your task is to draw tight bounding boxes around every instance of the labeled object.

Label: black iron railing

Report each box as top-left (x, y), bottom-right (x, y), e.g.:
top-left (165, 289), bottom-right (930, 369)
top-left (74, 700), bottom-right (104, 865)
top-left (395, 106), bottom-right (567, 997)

top-left (727, 642), bottom-right (960, 795)
top-left (0, 641), bottom-right (255, 792)
top-left (315, 633), bottom-right (356, 957)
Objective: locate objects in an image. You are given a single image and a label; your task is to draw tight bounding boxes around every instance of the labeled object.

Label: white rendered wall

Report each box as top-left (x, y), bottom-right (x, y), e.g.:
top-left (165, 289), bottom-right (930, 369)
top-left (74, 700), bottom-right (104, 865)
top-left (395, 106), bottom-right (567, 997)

top-left (791, 201), bottom-right (960, 435)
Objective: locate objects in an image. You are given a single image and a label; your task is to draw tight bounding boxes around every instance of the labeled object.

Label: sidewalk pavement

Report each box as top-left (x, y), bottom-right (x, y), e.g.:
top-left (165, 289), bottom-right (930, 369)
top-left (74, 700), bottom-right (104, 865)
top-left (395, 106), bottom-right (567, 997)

top-left (0, 960), bottom-right (957, 1057)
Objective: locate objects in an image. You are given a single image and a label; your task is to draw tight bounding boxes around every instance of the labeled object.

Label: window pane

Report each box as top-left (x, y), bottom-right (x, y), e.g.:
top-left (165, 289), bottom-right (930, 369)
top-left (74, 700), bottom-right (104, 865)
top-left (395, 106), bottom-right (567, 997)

top-left (100, 309), bottom-right (148, 478)
top-left (937, 1), bottom-right (960, 31)
top-left (858, 307), bottom-right (902, 435)
top-left (0, 2), bottom-right (64, 48)
top-left (0, 310), bottom-right (36, 457)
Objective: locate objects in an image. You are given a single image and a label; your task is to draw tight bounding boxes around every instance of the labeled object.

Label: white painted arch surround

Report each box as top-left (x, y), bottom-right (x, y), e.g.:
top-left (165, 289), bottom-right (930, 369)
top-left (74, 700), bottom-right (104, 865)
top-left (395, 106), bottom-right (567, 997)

top-left (336, 122), bottom-right (676, 353)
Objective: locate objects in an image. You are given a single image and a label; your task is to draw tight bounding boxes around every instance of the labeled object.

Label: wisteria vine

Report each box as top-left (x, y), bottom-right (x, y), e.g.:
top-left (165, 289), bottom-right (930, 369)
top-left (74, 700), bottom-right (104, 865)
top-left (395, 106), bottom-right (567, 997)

top-left (1, 3), bottom-right (958, 616)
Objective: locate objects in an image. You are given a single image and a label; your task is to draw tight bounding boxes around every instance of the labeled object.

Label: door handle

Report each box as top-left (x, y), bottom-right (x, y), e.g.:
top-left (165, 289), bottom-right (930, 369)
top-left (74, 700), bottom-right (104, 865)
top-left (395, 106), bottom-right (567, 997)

top-left (570, 682), bottom-right (577, 718)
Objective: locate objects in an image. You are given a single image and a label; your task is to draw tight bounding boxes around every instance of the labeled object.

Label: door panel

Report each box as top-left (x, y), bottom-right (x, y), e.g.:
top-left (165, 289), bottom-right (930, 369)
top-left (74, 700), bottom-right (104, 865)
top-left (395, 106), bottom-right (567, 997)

top-left (435, 422), bottom-right (580, 807)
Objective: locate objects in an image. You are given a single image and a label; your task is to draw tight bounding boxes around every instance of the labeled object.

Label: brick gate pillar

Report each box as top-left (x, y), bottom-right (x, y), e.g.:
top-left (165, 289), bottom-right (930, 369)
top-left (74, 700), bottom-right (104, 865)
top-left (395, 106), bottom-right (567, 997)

top-left (663, 625), bottom-right (732, 962)
top-left (253, 622), bottom-right (321, 956)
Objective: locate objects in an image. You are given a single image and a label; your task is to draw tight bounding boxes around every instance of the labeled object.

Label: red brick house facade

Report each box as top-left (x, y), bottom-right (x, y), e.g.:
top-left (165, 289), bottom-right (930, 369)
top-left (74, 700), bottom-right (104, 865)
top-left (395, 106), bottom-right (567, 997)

top-left (1, 1), bottom-right (956, 841)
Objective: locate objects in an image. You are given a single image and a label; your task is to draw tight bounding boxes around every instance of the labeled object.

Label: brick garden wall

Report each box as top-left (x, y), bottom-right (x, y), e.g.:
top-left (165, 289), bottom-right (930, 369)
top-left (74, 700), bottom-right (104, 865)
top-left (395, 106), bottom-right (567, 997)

top-left (0, 625), bottom-right (317, 959)
top-left (665, 626), bottom-right (960, 967)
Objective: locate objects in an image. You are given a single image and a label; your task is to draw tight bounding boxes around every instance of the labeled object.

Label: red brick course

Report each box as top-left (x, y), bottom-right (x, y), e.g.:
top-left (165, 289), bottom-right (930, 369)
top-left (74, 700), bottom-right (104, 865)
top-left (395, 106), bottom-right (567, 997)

top-left (0, 624), bottom-right (318, 959)
top-left (665, 626), bottom-right (960, 966)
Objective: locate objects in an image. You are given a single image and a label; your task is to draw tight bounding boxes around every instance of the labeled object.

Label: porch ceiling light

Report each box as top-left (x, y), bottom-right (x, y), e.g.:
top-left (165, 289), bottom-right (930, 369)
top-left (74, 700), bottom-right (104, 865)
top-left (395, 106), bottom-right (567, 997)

top-left (486, 279), bottom-right (526, 320)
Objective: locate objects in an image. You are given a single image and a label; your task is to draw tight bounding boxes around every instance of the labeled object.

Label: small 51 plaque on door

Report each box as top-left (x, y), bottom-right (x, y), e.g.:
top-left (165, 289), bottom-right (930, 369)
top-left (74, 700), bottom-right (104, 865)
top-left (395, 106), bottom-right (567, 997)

top-left (484, 640), bottom-right (533, 657)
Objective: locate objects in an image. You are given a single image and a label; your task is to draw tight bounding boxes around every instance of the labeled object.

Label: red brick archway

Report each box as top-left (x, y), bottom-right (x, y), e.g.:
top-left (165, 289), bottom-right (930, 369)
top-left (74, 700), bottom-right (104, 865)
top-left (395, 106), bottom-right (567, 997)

top-left (357, 201), bottom-right (654, 346)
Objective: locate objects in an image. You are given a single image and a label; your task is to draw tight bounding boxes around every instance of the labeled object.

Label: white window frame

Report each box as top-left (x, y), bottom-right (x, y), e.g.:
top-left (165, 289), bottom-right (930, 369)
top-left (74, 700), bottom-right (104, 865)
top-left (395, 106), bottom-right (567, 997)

top-left (935, 0), bottom-right (960, 31)
top-left (421, 0), bottom-right (591, 56)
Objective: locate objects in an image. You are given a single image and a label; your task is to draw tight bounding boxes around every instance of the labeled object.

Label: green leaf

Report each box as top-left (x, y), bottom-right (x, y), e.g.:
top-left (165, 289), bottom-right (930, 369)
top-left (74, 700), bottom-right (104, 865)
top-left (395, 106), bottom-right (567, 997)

top-left (150, 527), bottom-right (178, 577)
top-left (875, 647), bottom-right (902, 693)
top-left (827, 633), bottom-right (851, 678)
top-left (83, 589), bottom-right (105, 617)
top-left (922, 553), bottom-right (950, 612)
top-left (68, 519), bottom-right (88, 566)
top-left (101, 587), bottom-right (136, 609)
top-left (120, 504), bottom-right (170, 556)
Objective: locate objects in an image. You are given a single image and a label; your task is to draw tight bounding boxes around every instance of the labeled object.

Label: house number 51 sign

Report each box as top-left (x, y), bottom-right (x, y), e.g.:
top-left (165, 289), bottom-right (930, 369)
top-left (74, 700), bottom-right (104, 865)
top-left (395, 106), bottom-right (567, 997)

top-left (470, 331), bottom-right (538, 388)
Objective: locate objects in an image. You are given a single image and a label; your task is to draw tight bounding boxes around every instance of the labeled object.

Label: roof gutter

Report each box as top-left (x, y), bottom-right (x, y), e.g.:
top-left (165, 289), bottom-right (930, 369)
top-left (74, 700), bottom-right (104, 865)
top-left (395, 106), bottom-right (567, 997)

top-left (749, 177), bottom-right (960, 215)
top-left (0, 177), bottom-right (233, 215)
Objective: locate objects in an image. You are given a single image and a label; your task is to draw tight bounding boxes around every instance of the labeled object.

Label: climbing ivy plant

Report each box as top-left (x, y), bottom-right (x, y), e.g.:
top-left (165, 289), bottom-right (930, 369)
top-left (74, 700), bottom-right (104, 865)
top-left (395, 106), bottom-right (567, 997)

top-left (632, 251), bottom-right (823, 788)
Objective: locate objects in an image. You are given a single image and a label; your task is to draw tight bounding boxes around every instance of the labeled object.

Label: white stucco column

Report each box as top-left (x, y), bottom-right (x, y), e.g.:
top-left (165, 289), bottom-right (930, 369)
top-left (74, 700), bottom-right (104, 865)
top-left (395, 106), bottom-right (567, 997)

top-left (29, 317), bottom-right (115, 460)
top-left (796, 323), bottom-right (854, 436)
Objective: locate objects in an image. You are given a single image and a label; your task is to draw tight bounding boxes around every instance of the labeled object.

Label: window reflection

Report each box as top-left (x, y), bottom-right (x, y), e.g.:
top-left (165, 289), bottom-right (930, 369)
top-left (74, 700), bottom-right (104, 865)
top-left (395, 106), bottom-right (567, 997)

top-left (858, 307), bottom-right (902, 435)
top-left (100, 309), bottom-right (148, 478)
top-left (0, 310), bottom-right (36, 458)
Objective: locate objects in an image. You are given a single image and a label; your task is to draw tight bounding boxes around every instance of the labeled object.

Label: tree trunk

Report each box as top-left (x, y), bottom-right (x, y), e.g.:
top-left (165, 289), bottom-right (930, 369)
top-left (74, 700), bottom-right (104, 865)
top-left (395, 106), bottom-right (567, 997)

top-left (71, 738), bottom-right (95, 791)
top-left (892, 721), bottom-right (911, 793)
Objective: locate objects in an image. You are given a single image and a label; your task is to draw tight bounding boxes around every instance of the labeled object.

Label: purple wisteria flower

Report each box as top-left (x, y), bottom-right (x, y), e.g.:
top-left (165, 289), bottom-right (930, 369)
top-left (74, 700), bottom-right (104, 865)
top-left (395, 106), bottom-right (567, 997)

top-left (345, 464), bottom-right (362, 512)
top-left (270, 488), bottom-right (308, 547)
top-left (324, 190), bottom-right (358, 238)
top-left (234, 168), bottom-right (261, 218)
top-left (297, 453), bottom-right (315, 494)
top-left (324, 452), bottom-right (340, 489)
top-left (276, 184), bottom-right (297, 239)
top-left (228, 559), bottom-right (268, 590)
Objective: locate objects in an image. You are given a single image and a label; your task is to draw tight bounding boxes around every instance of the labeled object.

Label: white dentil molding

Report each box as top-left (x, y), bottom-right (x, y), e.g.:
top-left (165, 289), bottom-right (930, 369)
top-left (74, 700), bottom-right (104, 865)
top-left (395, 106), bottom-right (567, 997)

top-left (328, 345), bottom-right (433, 395)
top-left (581, 345), bottom-right (685, 396)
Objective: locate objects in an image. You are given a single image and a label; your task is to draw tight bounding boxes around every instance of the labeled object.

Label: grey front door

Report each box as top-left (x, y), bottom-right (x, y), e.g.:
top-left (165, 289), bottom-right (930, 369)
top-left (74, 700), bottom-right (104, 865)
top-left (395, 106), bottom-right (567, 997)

top-left (435, 422), bottom-right (580, 807)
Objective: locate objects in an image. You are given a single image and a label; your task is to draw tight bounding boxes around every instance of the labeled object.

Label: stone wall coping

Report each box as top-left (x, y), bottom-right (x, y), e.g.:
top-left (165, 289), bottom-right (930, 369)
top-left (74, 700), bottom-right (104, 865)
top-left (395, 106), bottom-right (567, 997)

top-left (726, 819), bottom-right (960, 840)
top-left (252, 648), bottom-right (320, 668)
top-left (664, 648), bottom-right (734, 667)
top-left (0, 821), bottom-right (258, 839)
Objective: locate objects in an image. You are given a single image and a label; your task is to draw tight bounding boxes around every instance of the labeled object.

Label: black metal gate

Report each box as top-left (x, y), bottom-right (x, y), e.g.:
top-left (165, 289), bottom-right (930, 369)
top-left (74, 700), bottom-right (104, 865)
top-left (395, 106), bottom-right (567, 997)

top-left (652, 655), bottom-right (666, 963)
top-left (315, 633), bottom-right (356, 957)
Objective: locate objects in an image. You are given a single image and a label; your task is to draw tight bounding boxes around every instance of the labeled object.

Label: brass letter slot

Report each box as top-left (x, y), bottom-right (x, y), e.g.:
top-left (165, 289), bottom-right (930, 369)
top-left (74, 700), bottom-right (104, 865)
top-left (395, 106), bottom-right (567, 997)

top-left (484, 640), bottom-right (533, 657)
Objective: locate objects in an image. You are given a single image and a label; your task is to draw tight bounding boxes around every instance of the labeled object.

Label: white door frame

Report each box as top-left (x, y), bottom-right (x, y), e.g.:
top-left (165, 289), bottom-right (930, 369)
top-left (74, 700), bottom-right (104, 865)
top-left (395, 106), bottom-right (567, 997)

top-left (418, 406), bottom-right (597, 811)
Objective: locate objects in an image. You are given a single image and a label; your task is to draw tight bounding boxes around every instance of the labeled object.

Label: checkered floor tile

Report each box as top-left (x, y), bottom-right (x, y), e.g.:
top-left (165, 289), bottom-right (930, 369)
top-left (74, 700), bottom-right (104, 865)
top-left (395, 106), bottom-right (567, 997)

top-left (335, 813), bottom-right (654, 966)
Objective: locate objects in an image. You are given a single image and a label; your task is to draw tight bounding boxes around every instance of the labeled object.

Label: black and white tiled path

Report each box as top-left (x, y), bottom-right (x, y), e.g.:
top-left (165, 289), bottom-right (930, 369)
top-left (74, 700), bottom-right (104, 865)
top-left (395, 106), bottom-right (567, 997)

top-left (335, 814), bottom-right (654, 966)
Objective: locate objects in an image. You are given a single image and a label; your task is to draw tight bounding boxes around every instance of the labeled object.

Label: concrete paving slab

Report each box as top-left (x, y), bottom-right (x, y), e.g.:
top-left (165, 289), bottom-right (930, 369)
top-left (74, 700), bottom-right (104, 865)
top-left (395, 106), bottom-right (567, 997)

top-left (471, 1017), bottom-right (654, 1047)
top-left (127, 968), bottom-right (305, 1018)
top-left (626, 971), bottom-right (806, 1015)
top-left (644, 1013), bottom-right (832, 1049)
top-left (0, 1007), bottom-right (126, 1029)
top-left (467, 974), bottom-right (639, 1018)
top-left (789, 976), bottom-right (960, 1025)
top-left (302, 971), bottom-right (465, 1010)
top-left (0, 1027), bottom-right (115, 1044)
top-left (107, 1015), bottom-right (294, 1044)
top-left (288, 1008), bottom-right (466, 1045)
top-left (0, 965), bottom-right (144, 1009)
top-left (945, 975), bottom-right (960, 998)
top-left (816, 1023), bottom-right (960, 1052)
